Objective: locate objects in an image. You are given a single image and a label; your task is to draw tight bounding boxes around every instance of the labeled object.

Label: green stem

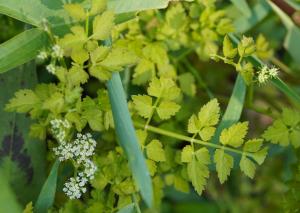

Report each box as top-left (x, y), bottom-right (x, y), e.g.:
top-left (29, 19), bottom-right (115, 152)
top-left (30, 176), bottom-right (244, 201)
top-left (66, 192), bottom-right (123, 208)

top-left (135, 122), bottom-right (254, 158)
top-left (132, 193), bottom-right (142, 213)
top-left (145, 97), bottom-right (160, 128)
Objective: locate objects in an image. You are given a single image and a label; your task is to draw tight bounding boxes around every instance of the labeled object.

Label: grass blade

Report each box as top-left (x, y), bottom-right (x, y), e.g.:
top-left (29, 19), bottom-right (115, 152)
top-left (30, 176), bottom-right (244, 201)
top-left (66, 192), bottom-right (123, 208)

top-left (35, 160), bottom-right (60, 213)
top-left (212, 74), bottom-right (247, 144)
top-left (107, 73), bottom-right (153, 207)
top-left (230, 0), bottom-right (252, 18)
top-left (0, 28), bottom-right (47, 73)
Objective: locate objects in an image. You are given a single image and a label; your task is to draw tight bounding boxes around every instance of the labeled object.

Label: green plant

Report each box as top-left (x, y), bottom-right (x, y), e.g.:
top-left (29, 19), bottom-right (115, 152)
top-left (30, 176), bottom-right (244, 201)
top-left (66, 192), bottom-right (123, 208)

top-left (1, 0), bottom-right (300, 212)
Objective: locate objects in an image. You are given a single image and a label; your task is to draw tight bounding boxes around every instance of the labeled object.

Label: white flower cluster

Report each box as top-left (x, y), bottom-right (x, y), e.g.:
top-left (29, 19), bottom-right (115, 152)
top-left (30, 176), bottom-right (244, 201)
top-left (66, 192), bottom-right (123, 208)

top-left (258, 65), bottom-right (279, 84)
top-left (53, 131), bottom-right (97, 199)
top-left (50, 119), bottom-right (70, 142)
top-left (51, 45), bottom-right (64, 58)
top-left (37, 51), bottom-right (48, 60)
top-left (46, 64), bottom-right (56, 74)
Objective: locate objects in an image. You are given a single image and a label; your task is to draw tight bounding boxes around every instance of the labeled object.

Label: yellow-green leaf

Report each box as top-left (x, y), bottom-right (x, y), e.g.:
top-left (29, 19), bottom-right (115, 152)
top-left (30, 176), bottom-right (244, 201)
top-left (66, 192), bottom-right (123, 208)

top-left (214, 149), bottom-right (233, 184)
top-left (93, 11), bottom-right (115, 40)
top-left (220, 122), bottom-right (248, 148)
top-left (146, 140), bottom-right (166, 162)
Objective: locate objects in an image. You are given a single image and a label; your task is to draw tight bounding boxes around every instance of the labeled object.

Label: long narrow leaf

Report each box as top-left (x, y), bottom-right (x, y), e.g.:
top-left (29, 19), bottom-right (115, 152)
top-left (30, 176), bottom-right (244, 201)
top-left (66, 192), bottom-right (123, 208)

top-left (117, 203), bottom-right (136, 213)
top-left (35, 160), bottom-right (60, 213)
top-left (107, 73), bottom-right (153, 207)
top-left (0, 28), bottom-right (47, 73)
top-left (108, 0), bottom-right (169, 13)
top-left (234, 1), bottom-right (271, 33)
top-left (212, 74), bottom-right (247, 144)
top-left (230, 0), bottom-right (252, 18)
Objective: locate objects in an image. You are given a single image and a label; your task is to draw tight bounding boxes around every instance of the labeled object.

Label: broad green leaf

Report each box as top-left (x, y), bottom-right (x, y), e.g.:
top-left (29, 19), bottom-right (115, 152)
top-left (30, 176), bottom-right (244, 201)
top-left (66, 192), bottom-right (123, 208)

top-left (187, 148), bottom-right (210, 195)
top-left (0, 62), bottom-right (46, 204)
top-left (35, 160), bottom-right (60, 213)
top-left (132, 95), bottom-right (153, 119)
top-left (107, 72), bottom-right (153, 207)
top-left (198, 99), bottom-right (220, 128)
top-left (220, 122), bottom-right (248, 148)
top-left (146, 140), bottom-right (166, 162)
top-left (243, 139), bottom-right (263, 152)
top-left (214, 149), bottom-right (234, 184)
top-left (262, 120), bottom-right (290, 146)
top-left (239, 155), bottom-right (256, 179)
top-left (212, 74), bottom-right (246, 144)
top-left (156, 101), bottom-right (180, 120)
top-left (0, 28), bottom-right (47, 73)
top-left (230, 0), bottom-right (252, 18)
top-left (181, 145), bottom-right (193, 163)
top-left (92, 11), bottom-right (115, 40)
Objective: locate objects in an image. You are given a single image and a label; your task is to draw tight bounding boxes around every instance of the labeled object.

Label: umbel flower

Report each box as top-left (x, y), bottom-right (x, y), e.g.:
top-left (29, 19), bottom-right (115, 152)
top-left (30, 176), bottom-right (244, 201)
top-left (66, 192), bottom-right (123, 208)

top-left (51, 119), bottom-right (97, 199)
top-left (257, 65), bottom-right (279, 84)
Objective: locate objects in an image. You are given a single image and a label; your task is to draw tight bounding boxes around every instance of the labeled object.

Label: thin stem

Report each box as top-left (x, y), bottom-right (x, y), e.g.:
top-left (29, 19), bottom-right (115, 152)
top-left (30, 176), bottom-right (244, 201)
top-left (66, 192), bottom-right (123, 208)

top-left (132, 193), bottom-right (142, 213)
top-left (145, 97), bottom-right (160, 128)
top-left (135, 122), bottom-right (254, 158)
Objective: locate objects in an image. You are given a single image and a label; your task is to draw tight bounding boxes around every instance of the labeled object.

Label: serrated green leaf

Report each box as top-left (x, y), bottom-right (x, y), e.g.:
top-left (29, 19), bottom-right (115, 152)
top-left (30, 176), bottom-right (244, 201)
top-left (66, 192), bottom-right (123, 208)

top-left (23, 202), bottom-right (33, 213)
top-left (42, 92), bottom-right (64, 114)
top-left (282, 108), bottom-right (300, 127)
top-left (82, 97), bottom-right (104, 131)
top-left (290, 130), bottom-right (300, 148)
top-left (156, 101), bottom-right (180, 120)
top-left (91, 0), bottom-right (107, 15)
top-left (67, 66), bottom-right (89, 86)
top-left (92, 11), bottom-right (115, 40)
top-left (89, 65), bottom-right (111, 81)
top-left (243, 139), bottom-right (263, 152)
top-left (5, 89), bottom-right (40, 113)
top-left (223, 35), bottom-right (237, 58)
top-left (132, 95), bottom-right (153, 119)
top-left (263, 120), bottom-right (290, 146)
top-left (146, 140), bottom-right (166, 162)
top-left (198, 98), bottom-right (220, 128)
top-left (252, 147), bottom-right (268, 165)
top-left (187, 147), bottom-right (210, 195)
top-left (100, 47), bottom-right (138, 71)
top-left (214, 149), bottom-right (233, 184)
top-left (64, 3), bottom-right (86, 21)
top-left (187, 114), bottom-right (200, 134)
top-left (146, 160), bottom-right (157, 176)
top-left (220, 122), bottom-right (248, 148)
top-left (239, 155), bottom-right (256, 179)
top-left (199, 127), bottom-right (216, 141)
top-left (181, 145), bottom-right (193, 163)
top-left (133, 59), bottom-right (155, 85)
top-left (71, 47), bottom-right (89, 65)
top-left (90, 46), bottom-right (110, 64)
top-left (147, 78), bottom-right (181, 101)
